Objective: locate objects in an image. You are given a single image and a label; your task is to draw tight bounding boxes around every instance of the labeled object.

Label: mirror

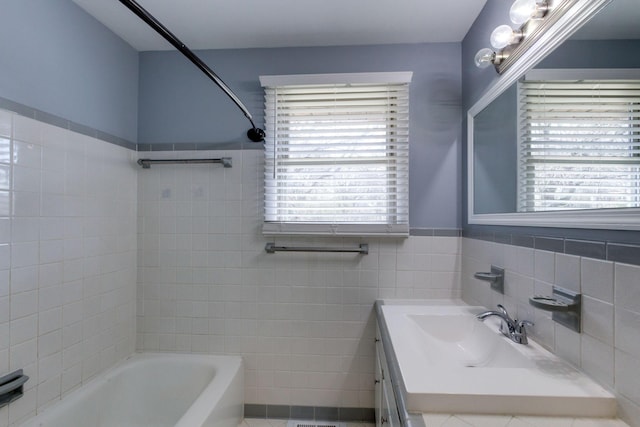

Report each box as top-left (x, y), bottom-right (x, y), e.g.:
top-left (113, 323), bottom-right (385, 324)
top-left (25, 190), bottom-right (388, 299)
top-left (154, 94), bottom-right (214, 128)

top-left (468, 0), bottom-right (640, 229)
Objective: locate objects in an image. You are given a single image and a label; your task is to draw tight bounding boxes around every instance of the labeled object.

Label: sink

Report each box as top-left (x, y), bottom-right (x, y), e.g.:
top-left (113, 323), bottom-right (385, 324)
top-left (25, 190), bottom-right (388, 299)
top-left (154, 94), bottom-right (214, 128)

top-left (407, 314), bottom-right (534, 368)
top-left (380, 302), bottom-right (616, 417)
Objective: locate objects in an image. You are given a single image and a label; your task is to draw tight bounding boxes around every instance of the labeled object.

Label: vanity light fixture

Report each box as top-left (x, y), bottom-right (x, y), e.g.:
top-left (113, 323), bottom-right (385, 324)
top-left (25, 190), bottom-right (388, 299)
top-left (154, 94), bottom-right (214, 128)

top-left (490, 25), bottom-right (524, 49)
top-left (474, 48), bottom-right (506, 68)
top-left (475, 0), bottom-right (578, 73)
top-left (510, 0), bottom-right (550, 25)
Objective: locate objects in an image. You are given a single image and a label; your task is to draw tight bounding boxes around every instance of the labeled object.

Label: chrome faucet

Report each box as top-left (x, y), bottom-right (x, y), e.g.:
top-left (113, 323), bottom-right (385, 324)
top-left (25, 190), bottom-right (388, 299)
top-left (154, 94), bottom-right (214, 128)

top-left (477, 304), bottom-right (534, 345)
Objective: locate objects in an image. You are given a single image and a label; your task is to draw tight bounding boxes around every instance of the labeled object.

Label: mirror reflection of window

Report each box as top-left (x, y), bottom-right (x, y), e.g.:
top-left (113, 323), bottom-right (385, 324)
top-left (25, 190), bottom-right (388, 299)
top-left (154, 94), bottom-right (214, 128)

top-left (518, 71), bottom-right (640, 212)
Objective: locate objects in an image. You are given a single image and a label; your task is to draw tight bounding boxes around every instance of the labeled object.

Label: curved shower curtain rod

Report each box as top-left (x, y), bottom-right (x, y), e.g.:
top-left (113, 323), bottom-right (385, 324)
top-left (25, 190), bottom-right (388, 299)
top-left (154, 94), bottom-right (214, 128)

top-left (118, 0), bottom-right (266, 142)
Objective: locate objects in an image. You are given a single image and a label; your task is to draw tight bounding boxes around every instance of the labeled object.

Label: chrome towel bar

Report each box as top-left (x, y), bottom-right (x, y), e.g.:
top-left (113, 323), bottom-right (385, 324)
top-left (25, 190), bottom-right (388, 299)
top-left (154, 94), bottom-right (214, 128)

top-left (0, 369), bottom-right (29, 409)
top-left (137, 157), bottom-right (232, 169)
top-left (265, 242), bottom-right (369, 254)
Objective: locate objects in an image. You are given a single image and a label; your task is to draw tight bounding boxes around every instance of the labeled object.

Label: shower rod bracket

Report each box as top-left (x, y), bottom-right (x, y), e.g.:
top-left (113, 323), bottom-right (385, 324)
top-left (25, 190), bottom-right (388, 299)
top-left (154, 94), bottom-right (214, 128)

top-left (118, 0), bottom-right (265, 142)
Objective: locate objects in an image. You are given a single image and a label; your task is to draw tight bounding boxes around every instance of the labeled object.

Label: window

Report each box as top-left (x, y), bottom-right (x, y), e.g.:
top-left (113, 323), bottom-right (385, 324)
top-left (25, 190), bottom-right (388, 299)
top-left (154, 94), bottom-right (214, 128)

top-left (518, 75), bottom-right (640, 212)
top-left (260, 73), bottom-right (411, 236)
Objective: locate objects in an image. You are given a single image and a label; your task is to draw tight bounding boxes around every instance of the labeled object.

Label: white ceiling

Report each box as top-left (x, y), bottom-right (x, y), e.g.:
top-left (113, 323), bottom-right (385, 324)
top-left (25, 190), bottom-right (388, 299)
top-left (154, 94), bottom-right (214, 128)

top-left (72, 0), bottom-right (488, 51)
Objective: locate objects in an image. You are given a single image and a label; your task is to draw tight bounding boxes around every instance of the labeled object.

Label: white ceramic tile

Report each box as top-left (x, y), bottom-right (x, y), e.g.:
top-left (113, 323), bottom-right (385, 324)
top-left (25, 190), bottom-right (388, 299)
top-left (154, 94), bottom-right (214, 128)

top-left (554, 253), bottom-right (581, 293)
top-left (10, 266), bottom-right (38, 294)
top-left (0, 111), bottom-right (11, 139)
top-left (616, 308), bottom-right (640, 360)
top-left (454, 414), bottom-right (511, 427)
top-left (615, 349), bottom-right (640, 407)
top-left (617, 395), bottom-right (640, 427)
top-left (13, 141), bottom-right (41, 169)
top-left (554, 324), bottom-right (581, 368)
top-left (11, 217), bottom-right (39, 243)
top-left (581, 334), bottom-right (614, 388)
top-left (10, 313), bottom-right (38, 346)
top-left (12, 165), bottom-right (41, 192)
top-left (0, 165), bottom-right (10, 191)
top-left (615, 263), bottom-right (640, 313)
top-left (582, 296), bottom-right (614, 346)
top-left (515, 416), bottom-right (573, 427)
top-left (10, 290), bottom-right (38, 320)
top-left (572, 419), bottom-right (630, 427)
top-left (0, 191), bottom-right (9, 217)
top-left (581, 258), bottom-right (614, 303)
top-left (0, 271), bottom-right (8, 298)
top-left (12, 191), bottom-right (40, 217)
top-left (0, 218), bottom-right (9, 244)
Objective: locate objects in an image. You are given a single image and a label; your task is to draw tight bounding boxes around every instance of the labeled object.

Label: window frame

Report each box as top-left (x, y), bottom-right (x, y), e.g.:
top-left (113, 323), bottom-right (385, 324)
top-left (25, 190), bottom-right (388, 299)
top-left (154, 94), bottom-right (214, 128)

top-left (259, 72), bottom-right (412, 237)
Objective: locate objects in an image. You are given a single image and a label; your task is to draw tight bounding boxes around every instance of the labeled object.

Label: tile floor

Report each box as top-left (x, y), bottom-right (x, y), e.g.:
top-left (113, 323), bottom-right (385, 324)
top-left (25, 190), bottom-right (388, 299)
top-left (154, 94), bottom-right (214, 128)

top-left (240, 420), bottom-right (375, 427)
top-left (239, 414), bottom-right (630, 427)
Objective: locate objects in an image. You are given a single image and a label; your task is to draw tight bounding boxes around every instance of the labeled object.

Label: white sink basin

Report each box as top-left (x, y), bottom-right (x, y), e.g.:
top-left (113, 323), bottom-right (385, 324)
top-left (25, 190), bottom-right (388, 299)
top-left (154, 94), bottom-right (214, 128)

top-left (381, 303), bottom-right (616, 417)
top-left (407, 314), bottom-right (534, 369)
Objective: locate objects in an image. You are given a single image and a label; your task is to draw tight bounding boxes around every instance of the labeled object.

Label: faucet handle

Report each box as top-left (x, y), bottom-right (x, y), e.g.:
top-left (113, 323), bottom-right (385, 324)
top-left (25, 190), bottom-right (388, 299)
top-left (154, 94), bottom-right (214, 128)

top-left (516, 319), bottom-right (534, 331)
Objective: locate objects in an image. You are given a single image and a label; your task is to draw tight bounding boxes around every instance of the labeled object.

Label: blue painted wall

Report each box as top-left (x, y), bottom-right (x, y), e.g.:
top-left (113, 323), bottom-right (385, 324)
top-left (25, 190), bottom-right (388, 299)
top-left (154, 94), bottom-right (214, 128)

top-left (138, 44), bottom-right (463, 228)
top-left (0, 0), bottom-right (139, 142)
top-left (461, 1), bottom-right (640, 244)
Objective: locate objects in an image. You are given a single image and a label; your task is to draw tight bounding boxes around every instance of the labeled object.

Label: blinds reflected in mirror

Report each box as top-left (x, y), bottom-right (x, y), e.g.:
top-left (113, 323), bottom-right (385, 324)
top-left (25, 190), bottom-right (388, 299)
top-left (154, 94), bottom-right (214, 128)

top-left (518, 78), bottom-right (640, 212)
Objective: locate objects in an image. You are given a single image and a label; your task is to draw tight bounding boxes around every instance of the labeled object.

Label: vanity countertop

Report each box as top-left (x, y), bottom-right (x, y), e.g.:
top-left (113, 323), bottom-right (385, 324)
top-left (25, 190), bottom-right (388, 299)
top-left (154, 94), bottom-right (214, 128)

top-left (375, 299), bottom-right (631, 427)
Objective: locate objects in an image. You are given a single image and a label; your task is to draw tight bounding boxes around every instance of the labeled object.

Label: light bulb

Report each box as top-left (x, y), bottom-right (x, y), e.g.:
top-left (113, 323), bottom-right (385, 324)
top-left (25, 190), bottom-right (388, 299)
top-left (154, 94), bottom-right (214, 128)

top-left (490, 25), bottom-right (518, 49)
top-left (474, 48), bottom-right (496, 69)
top-left (510, 0), bottom-right (537, 25)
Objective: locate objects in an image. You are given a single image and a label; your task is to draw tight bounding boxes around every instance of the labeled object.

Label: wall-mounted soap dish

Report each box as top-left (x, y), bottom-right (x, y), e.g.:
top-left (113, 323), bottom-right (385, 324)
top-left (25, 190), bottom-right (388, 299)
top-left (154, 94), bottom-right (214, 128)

top-left (529, 286), bottom-right (581, 333)
top-left (0, 369), bottom-right (29, 409)
top-left (474, 265), bottom-right (504, 294)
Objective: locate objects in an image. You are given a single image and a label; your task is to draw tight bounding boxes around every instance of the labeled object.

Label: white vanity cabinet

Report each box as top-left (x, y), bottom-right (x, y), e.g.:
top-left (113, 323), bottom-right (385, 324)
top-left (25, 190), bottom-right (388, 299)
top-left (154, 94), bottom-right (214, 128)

top-left (375, 325), bottom-right (401, 427)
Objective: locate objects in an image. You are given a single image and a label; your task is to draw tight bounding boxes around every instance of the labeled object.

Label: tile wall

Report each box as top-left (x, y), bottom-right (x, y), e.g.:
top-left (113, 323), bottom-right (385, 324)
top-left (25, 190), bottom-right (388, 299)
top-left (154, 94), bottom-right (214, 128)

top-left (462, 238), bottom-right (640, 427)
top-left (0, 110), bottom-right (138, 426)
top-left (136, 149), bottom-right (462, 409)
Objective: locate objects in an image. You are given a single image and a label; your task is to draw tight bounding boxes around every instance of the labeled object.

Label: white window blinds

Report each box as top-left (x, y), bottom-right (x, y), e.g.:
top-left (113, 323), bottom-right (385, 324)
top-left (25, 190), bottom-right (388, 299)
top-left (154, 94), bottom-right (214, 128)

top-left (518, 79), bottom-right (640, 212)
top-left (260, 73), bottom-right (410, 236)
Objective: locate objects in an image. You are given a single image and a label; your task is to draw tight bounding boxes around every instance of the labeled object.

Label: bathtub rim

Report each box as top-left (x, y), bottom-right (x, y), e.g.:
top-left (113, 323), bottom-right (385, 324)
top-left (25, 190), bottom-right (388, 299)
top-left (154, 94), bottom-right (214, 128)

top-left (18, 352), bottom-right (244, 427)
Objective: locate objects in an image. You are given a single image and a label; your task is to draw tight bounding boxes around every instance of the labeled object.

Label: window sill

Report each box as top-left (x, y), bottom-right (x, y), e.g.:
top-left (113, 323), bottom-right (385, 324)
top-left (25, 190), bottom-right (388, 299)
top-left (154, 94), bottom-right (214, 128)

top-left (262, 222), bottom-right (409, 237)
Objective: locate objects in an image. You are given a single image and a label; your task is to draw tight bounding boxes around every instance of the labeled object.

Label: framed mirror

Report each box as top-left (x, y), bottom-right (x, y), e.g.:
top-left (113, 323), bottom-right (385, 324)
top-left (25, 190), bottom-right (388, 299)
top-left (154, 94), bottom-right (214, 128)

top-left (467, 0), bottom-right (640, 230)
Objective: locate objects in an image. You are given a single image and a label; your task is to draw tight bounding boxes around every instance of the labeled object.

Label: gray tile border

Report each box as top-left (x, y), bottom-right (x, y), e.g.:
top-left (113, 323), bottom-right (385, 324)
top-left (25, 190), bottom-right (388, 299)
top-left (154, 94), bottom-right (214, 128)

top-left (68, 121), bottom-right (99, 139)
top-left (0, 98), bottom-right (36, 118)
top-left (315, 406), bottom-right (339, 421)
top-left (565, 239), bottom-right (606, 260)
top-left (464, 229), bottom-right (640, 267)
top-left (244, 404), bottom-right (267, 418)
top-left (150, 143), bottom-right (176, 151)
top-left (290, 406), bottom-right (315, 420)
top-left (511, 234), bottom-right (534, 248)
top-left (244, 405), bottom-right (376, 422)
top-left (361, 408), bottom-right (376, 423)
top-left (494, 232), bottom-right (511, 244)
top-left (433, 228), bottom-right (462, 237)
top-left (136, 140), bottom-right (264, 152)
top-left (34, 108), bottom-right (69, 130)
top-left (607, 243), bottom-right (640, 266)
top-left (409, 228), bottom-right (461, 237)
top-left (266, 405), bottom-right (290, 419)
top-left (0, 97), bottom-right (136, 150)
top-left (337, 407), bottom-right (363, 422)
top-left (534, 236), bottom-right (564, 252)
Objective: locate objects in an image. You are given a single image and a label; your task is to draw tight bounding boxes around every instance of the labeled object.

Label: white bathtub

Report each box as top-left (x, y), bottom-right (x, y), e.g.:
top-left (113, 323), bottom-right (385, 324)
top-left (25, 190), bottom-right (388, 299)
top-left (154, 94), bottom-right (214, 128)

top-left (21, 353), bottom-right (243, 427)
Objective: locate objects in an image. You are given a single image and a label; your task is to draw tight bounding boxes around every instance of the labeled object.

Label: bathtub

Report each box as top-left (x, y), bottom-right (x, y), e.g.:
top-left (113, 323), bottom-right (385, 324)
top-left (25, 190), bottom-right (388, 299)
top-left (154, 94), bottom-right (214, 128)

top-left (21, 353), bottom-right (243, 427)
